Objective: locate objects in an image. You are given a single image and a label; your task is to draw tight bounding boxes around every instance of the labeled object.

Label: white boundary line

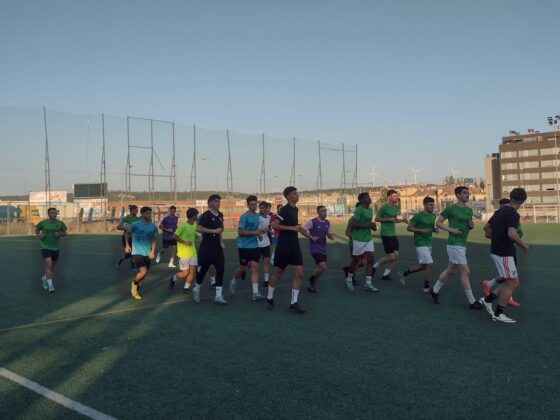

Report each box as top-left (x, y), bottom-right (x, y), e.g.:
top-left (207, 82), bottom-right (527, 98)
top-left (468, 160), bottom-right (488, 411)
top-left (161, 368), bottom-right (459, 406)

top-left (0, 367), bottom-right (116, 420)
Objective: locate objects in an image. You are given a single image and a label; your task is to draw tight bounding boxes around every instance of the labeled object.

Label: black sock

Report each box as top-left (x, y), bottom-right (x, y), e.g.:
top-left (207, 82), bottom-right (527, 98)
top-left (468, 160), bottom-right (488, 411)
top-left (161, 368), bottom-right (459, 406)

top-left (485, 292), bottom-right (498, 303)
top-left (403, 270), bottom-right (411, 277)
top-left (494, 304), bottom-right (505, 317)
top-left (309, 275), bottom-right (315, 282)
top-left (424, 281), bottom-right (429, 288)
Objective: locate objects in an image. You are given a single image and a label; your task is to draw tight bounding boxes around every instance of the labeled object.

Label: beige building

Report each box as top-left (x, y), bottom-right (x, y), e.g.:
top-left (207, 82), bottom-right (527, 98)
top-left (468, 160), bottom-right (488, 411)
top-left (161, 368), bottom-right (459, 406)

top-left (488, 129), bottom-right (560, 207)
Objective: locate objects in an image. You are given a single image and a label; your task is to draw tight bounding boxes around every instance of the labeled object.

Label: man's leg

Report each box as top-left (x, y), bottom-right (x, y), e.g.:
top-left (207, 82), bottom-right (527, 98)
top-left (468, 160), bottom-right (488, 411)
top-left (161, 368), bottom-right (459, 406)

top-left (346, 255), bottom-right (362, 291)
top-left (131, 265), bottom-right (147, 300)
top-left (213, 254), bottom-right (227, 304)
top-left (289, 265), bottom-right (306, 313)
top-left (364, 252), bottom-right (378, 292)
top-left (267, 266), bottom-right (284, 309)
top-left (430, 263), bottom-right (455, 303)
top-left (262, 256), bottom-right (270, 287)
top-left (249, 261), bottom-right (263, 300)
top-left (458, 264), bottom-right (481, 308)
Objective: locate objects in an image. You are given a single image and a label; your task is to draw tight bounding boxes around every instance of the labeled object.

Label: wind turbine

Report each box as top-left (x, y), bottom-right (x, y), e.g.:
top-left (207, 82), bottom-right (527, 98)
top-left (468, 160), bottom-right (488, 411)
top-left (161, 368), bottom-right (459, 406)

top-left (409, 167), bottom-right (423, 184)
top-left (368, 165), bottom-right (380, 188)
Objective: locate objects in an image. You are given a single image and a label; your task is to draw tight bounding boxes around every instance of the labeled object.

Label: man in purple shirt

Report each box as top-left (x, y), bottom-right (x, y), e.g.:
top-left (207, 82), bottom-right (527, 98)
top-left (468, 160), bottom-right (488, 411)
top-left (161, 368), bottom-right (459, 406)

top-left (156, 205), bottom-right (179, 268)
top-left (303, 205), bottom-right (335, 293)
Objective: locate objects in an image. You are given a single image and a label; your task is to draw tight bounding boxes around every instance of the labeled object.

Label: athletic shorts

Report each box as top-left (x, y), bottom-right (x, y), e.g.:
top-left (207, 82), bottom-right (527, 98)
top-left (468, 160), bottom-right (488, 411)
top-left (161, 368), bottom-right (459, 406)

top-left (41, 249), bottom-right (60, 261)
top-left (258, 245), bottom-right (271, 259)
top-left (238, 248), bottom-right (260, 266)
top-left (273, 243), bottom-right (303, 269)
top-left (447, 245), bottom-right (467, 265)
top-left (312, 253), bottom-right (327, 265)
top-left (179, 256), bottom-right (198, 270)
top-left (415, 246), bottom-right (433, 264)
top-left (491, 254), bottom-right (518, 279)
top-left (352, 240), bottom-right (374, 256)
top-left (163, 239), bottom-right (177, 248)
top-left (381, 236), bottom-right (399, 254)
top-left (133, 255), bottom-right (151, 269)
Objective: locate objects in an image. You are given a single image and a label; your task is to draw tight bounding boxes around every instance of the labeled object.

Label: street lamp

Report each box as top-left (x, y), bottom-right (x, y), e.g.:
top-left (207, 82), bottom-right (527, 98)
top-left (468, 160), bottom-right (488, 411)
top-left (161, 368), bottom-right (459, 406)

top-left (547, 115), bottom-right (560, 222)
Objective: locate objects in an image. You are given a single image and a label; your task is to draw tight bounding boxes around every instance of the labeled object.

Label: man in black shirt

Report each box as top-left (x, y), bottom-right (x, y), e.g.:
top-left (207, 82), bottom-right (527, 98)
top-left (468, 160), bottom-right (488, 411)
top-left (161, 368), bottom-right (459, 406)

top-left (480, 188), bottom-right (529, 324)
top-left (267, 186), bottom-right (317, 314)
top-left (192, 194), bottom-right (228, 305)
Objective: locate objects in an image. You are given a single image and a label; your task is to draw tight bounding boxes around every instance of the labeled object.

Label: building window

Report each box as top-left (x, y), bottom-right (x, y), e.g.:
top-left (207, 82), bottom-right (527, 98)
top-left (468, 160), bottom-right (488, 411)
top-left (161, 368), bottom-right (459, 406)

top-left (541, 171), bottom-right (560, 180)
top-left (501, 151), bottom-right (517, 158)
top-left (519, 161), bottom-right (539, 169)
top-left (540, 147), bottom-right (559, 156)
top-left (519, 172), bottom-right (540, 180)
top-left (542, 184), bottom-right (558, 191)
top-left (541, 159), bottom-right (556, 168)
top-left (519, 149), bottom-right (539, 157)
top-left (522, 184), bottom-right (541, 192)
top-left (501, 163), bottom-right (518, 170)
top-left (502, 174), bottom-right (519, 181)
top-left (542, 196), bottom-right (559, 204)
top-left (525, 196), bottom-right (542, 204)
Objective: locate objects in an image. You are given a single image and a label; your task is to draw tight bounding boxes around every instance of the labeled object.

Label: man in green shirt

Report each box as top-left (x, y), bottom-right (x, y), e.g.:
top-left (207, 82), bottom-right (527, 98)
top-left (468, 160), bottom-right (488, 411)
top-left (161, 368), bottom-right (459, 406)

top-left (35, 207), bottom-right (67, 293)
top-left (344, 192), bottom-right (378, 293)
top-left (398, 196), bottom-right (438, 292)
top-left (430, 186), bottom-right (483, 310)
top-left (342, 209), bottom-right (366, 285)
top-left (374, 189), bottom-right (409, 281)
top-left (169, 207), bottom-right (199, 293)
top-left (116, 204), bottom-right (140, 268)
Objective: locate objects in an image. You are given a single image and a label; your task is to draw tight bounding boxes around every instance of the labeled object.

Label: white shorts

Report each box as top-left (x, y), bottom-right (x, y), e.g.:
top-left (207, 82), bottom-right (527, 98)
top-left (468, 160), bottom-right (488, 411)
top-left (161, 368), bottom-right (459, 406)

top-left (179, 256), bottom-right (198, 270)
top-left (490, 254), bottom-right (518, 279)
top-left (447, 245), bottom-right (467, 265)
top-left (352, 240), bottom-right (374, 256)
top-left (416, 246), bottom-right (433, 264)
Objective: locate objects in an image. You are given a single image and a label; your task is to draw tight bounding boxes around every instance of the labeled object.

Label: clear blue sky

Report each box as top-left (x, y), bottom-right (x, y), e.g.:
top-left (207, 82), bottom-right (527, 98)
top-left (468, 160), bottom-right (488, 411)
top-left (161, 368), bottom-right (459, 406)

top-left (1, 0), bottom-right (559, 195)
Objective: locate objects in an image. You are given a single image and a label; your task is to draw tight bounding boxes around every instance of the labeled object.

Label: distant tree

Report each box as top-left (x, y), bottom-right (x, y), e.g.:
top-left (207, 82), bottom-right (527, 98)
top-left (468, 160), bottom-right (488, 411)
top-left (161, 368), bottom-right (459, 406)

top-left (479, 178), bottom-right (486, 189)
top-left (443, 176), bottom-right (456, 185)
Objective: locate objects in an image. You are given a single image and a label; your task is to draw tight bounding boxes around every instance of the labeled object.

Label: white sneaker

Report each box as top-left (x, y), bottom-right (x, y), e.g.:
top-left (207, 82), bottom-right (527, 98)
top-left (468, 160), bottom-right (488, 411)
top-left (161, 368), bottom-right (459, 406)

top-left (168, 262), bottom-right (176, 268)
top-left (398, 271), bottom-right (406, 287)
top-left (423, 287), bottom-right (430, 293)
top-left (47, 281), bottom-right (55, 293)
top-left (41, 276), bottom-right (48, 290)
top-left (493, 313), bottom-right (516, 323)
top-left (345, 278), bottom-right (354, 292)
top-left (479, 298), bottom-right (494, 318)
top-left (156, 253), bottom-right (161, 264)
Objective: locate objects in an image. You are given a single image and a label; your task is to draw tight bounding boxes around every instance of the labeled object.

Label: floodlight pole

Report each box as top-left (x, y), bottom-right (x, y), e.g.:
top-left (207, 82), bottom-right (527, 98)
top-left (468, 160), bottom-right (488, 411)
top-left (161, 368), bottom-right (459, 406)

top-left (190, 125), bottom-right (197, 200)
top-left (101, 113), bottom-right (107, 231)
top-left (43, 106), bottom-right (51, 211)
top-left (260, 133), bottom-right (266, 195)
top-left (226, 129), bottom-right (233, 195)
top-left (316, 140), bottom-right (323, 203)
top-left (149, 119), bottom-right (155, 202)
top-left (290, 137), bottom-right (296, 187)
top-left (126, 116), bottom-right (131, 199)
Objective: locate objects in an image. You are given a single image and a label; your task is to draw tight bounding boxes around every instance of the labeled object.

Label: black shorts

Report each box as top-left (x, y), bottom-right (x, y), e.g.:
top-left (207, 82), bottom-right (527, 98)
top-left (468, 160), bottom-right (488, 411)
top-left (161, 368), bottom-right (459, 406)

top-left (258, 246), bottom-right (271, 259)
top-left (41, 249), bottom-right (60, 261)
top-left (312, 253), bottom-right (327, 265)
top-left (274, 243), bottom-right (303, 269)
top-left (238, 248), bottom-right (260, 266)
top-left (133, 255), bottom-right (151, 269)
top-left (163, 239), bottom-right (177, 248)
top-left (382, 236), bottom-right (400, 254)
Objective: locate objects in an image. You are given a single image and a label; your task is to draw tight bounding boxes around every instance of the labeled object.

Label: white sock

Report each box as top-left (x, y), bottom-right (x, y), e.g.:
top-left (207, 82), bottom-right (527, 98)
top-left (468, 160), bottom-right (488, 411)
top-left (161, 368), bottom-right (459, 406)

top-left (291, 289), bottom-right (299, 304)
top-left (383, 268), bottom-right (391, 276)
top-left (215, 286), bottom-right (223, 298)
top-left (231, 277), bottom-right (237, 285)
top-left (433, 280), bottom-right (444, 293)
top-left (366, 276), bottom-right (372, 286)
top-left (267, 286), bottom-right (275, 299)
top-left (210, 276), bottom-right (216, 285)
top-left (464, 289), bottom-right (476, 304)
top-left (373, 262), bottom-right (380, 269)
top-left (487, 277), bottom-right (497, 288)
top-left (194, 283), bottom-right (201, 292)
top-left (346, 274), bottom-right (353, 281)
top-left (264, 273), bottom-right (269, 282)
top-left (172, 274), bottom-right (177, 282)
top-left (47, 279), bottom-right (53, 286)
top-left (252, 283), bottom-right (259, 294)
top-left (183, 282), bottom-right (190, 289)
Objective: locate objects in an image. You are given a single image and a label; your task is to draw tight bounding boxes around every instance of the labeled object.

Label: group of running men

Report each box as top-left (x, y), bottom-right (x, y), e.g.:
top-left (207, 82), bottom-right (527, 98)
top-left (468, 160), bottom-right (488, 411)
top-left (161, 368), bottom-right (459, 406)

top-left (35, 184), bottom-right (529, 323)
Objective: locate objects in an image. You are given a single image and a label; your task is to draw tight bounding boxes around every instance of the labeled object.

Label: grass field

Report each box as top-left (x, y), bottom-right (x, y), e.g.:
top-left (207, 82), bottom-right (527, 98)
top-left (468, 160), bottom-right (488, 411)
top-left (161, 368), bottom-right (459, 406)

top-left (1, 224), bottom-right (560, 419)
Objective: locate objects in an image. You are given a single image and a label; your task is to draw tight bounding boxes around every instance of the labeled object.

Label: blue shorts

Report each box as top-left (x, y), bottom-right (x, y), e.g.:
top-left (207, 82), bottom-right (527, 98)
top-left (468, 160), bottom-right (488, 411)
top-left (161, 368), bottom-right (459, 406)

top-left (41, 249), bottom-right (60, 261)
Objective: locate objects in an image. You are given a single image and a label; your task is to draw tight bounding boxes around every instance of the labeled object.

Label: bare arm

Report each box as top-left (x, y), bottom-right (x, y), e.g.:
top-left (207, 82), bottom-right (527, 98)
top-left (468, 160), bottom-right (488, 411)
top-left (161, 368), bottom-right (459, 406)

top-left (197, 225), bottom-right (223, 234)
top-left (124, 229), bottom-right (131, 252)
top-left (508, 227), bottom-right (529, 252)
top-left (270, 219), bottom-right (298, 232)
top-left (436, 215), bottom-right (461, 235)
top-left (483, 223), bottom-right (492, 239)
top-left (407, 224), bottom-right (429, 234)
top-left (149, 237), bottom-right (156, 259)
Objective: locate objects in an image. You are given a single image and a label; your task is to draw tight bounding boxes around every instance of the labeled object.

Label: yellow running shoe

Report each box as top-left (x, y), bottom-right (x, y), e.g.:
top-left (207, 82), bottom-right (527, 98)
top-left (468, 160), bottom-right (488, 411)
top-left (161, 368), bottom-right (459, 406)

top-left (131, 281), bottom-right (142, 300)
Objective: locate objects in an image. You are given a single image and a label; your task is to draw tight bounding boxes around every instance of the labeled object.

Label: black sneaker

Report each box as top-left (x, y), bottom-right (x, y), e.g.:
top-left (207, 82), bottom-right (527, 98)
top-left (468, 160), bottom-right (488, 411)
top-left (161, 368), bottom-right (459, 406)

top-left (182, 287), bottom-right (190, 294)
top-left (210, 283), bottom-right (216, 290)
top-left (469, 300), bottom-right (483, 310)
top-left (371, 266), bottom-right (377, 277)
top-left (168, 277), bottom-right (175, 290)
top-left (266, 298), bottom-right (274, 310)
top-left (342, 266), bottom-right (349, 278)
top-left (382, 274), bottom-right (393, 281)
top-left (289, 301), bottom-right (306, 314)
top-left (429, 287), bottom-right (439, 304)
top-left (263, 281), bottom-right (269, 288)
top-left (307, 285), bottom-right (317, 293)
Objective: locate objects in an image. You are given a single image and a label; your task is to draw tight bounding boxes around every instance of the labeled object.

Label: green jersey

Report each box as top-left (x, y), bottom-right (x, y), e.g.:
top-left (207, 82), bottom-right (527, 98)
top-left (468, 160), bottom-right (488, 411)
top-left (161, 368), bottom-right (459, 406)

top-left (175, 221), bottom-right (197, 258)
top-left (36, 219), bottom-right (67, 250)
top-left (377, 204), bottom-right (398, 237)
top-left (351, 205), bottom-right (373, 242)
top-left (121, 214), bottom-right (140, 226)
top-left (441, 204), bottom-right (473, 246)
top-left (517, 223), bottom-right (523, 238)
top-left (410, 211), bottom-right (436, 247)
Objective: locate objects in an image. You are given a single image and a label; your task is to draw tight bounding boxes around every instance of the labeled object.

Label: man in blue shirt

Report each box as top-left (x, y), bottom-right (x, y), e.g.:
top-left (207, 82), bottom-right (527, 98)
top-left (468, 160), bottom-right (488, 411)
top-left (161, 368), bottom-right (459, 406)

top-left (125, 206), bottom-right (158, 300)
top-left (230, 195), bottom-right (268, 301)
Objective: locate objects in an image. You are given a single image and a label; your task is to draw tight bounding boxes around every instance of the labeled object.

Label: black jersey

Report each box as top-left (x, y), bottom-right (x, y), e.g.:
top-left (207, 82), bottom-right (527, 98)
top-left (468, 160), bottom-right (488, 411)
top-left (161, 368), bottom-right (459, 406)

top-left (489, 206), bottom-right (520, 257)
top-left (276, 204), bottom-right (299, 245)
top-left (198, 210), bottom-right (224, 249)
